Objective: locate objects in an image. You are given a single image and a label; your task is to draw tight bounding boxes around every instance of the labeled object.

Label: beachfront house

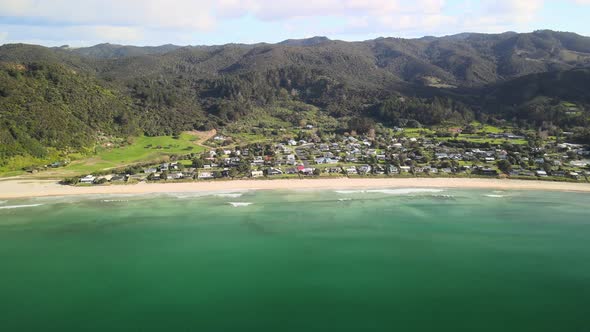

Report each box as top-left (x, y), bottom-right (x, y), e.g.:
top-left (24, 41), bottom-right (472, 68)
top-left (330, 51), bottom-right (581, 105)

top-left (345, 166), bottom-right (358, 175)
top-left (536, 170), bottom-right (548, 177)
top-left (198, 171), bottom-right (214, 180)
top-left (80, 175), bottom-right (96, 184)
top-left (251, 170), bottom-right (264, 178)
top-left (267, 168), bottom-right (284, 176)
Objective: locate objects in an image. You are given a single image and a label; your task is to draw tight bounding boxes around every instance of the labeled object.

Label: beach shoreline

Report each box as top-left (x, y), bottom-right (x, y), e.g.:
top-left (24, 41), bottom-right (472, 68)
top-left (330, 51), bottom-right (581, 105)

top-left (1, 177), bottom-right (590, 199)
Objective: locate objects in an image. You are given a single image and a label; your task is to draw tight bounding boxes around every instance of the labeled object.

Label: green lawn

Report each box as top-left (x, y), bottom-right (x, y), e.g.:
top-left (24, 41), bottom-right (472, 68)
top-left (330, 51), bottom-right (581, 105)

top-left (65, 134), bottom-right (204, 174)
top-left (0, 133), bottom-right (206, 178)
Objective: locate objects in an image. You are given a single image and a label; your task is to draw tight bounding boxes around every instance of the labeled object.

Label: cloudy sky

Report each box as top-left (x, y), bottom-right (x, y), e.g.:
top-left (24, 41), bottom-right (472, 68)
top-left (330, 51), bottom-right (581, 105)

top-left (0, 0), bottom-right (588, 46)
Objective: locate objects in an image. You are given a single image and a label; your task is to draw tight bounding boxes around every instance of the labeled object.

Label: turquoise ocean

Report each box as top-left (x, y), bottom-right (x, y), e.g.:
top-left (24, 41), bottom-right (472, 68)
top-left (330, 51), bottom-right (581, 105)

top-left (0, 188), bottom-right (589, 331)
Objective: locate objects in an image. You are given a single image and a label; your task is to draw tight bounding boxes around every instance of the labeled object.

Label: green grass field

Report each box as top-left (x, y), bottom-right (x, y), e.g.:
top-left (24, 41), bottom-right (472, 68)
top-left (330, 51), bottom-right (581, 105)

top-left (66, 134), bottom-right (205, 174)
top-left (0, 133), bottom-right (206, 178)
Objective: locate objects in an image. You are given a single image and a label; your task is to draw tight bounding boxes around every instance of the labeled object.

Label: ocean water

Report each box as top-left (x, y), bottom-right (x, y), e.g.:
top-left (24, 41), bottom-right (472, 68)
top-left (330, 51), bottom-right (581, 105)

top-left (0, 189), bottom-right (589, 331)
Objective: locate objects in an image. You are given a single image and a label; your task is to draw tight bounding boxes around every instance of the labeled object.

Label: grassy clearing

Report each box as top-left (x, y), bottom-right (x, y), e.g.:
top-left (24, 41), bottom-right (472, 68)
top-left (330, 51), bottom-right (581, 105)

top-left (1, 133), bottom-right (206, 178)
top-left (66, 134), bottom-right (204, 174)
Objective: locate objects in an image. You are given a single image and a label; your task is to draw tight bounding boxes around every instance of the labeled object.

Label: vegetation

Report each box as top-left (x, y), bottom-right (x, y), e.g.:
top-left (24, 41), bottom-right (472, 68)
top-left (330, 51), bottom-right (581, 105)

top-left (1, 30), bottom-right (590, 174)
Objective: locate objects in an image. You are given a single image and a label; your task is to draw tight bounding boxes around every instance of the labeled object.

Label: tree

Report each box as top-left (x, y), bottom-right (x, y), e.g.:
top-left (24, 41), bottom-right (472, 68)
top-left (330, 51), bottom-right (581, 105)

top-left (192, 158), bottom-right (204, 168)
top-left (313, 168), bottom-right (321, 176)
top-left (496, 159), bottom-right (512, 174)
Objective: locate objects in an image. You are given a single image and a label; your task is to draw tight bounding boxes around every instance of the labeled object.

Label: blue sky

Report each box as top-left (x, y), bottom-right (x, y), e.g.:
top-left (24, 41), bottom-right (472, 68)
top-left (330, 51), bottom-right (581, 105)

top-left (0, 0), bottom-right (589, 47)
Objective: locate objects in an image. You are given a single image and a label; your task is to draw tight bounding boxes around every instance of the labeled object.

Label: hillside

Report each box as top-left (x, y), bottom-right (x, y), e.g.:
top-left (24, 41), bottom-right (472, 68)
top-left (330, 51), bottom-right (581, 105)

top-left (1, 30), bottom-right (590, 171)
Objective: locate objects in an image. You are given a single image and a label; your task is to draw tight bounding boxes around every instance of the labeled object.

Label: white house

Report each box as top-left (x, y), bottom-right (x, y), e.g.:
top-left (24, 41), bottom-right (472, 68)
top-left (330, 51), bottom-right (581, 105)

top-left (251, 170), bottom-right (264, 178)
top-left (80, 175), bottom-right (96, 184)
top-left (198, 171), bottom-right (214, 180)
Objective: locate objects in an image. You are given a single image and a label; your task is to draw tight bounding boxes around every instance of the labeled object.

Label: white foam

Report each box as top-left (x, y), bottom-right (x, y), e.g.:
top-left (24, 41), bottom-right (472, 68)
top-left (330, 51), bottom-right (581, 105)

top-left (214, 193), bottom-right (243, 198)
top-left (228, 202), bottom-right (253, 207)
top-left (335, 188), bottom-right (444, 195)
top-left (0, 200), bottom-right (7, 205)
top-left (338, 198), bottom-right (353, 201)
top-left (101, 199), bottom-right (129, 203)
top-left (485, 194), bottom-right (505, 198)
top-left (369, 189), bottom-right (444, 195)
top-left (0, 204), bottom-right (44, 210)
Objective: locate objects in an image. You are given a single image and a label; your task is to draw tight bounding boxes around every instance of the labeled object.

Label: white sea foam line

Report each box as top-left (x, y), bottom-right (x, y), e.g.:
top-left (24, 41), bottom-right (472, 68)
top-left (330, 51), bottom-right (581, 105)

top-left (214, 193), bottom-right (243, 198)
top-left (335, 188), bottom-right (444, 195)
top-left (485, 194), bottom-right (505, 198)
top-left (0, 200), bottom-right (7, 204)
top-left (228, 202), bottom-right (253, 207)
top-left (0, 204), bottom-right (44, 210)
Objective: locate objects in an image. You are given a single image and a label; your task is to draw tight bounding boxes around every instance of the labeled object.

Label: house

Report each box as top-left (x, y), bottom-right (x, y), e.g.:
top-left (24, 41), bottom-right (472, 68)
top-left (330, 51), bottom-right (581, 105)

top-left (144, 167), bottom-right (158, 174)
top-left (426, 167), bottom-right (438, 174)
top-left (285, 168), bottom-right (299, 174)
top-left (169, 172), bottom-right (184, 180)
top-left (535, 170), bottom-right (548, 177)
top-left (315, 157), bottom-right (338, 164)
top-left (251, 170), bottom-right (264, 178)
top-left (111, 175), bottom-right (126, 182)
top-left (267, 168), bottom-right (283, 176)
top-left (198, 171), bottom-right (214, 180)
top-left (301, 168), bottom-right (315, 175)
top-left (568, 172), bottom-right (580, 179)
top-left (478, 167), bottom-right (498, 176)
top-left (373, 165), bottom-right (385, 174)
top-left (357, 165), bottom-right (372, 174)
top-left (399, 166), bottom-right (411, 173)
top-left (388, 165), bottom-right (399, 174)
top-left (160, 163), bottom-right (169, 171)
top-left (326, 167), bottom-right (342, 174)
top-left (80, 175), bottom-right (96, 184)
top-left (345, 166), bottom-right (358, 175)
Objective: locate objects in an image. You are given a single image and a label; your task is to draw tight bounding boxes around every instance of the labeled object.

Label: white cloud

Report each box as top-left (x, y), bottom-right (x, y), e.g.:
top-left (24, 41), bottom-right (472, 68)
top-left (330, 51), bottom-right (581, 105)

top-left (0, 0), bottom-right (216, 30)
top-left (91, 26), bottom-right (143, 43)
top-left (0, 0), bottom-right (583, 46)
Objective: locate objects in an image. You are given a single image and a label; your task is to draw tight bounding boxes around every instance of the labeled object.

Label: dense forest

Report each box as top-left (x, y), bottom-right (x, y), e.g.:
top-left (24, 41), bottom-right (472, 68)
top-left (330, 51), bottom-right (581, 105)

top-left (1, 30), bottom-right (590, 165)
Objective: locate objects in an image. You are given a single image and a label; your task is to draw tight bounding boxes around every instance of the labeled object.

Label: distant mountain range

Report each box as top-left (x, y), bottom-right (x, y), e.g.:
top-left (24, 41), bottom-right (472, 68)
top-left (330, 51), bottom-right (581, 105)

top-left (1, 30), bottom-right (590, 163)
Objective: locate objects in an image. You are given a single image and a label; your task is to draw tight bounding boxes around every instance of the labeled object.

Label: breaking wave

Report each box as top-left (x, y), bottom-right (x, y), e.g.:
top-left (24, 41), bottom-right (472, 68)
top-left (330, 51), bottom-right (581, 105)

top-left (214, 193), bottom-right (244, 198)
top-left (485, 194), bottom-right (506, 198)
top-left (0, 204), bottom-right (44, 210)
top-left (228, 202), bottom-right (253, 207)
top-left (335, 188), bottom-right (444, 195)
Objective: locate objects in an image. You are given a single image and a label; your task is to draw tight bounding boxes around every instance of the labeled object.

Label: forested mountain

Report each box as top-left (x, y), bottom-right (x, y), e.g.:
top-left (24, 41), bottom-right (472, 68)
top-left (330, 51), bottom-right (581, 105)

top-left (69, 43), bottom-right (182, 59)
top-left (1, 30), bottom-right (590, 164)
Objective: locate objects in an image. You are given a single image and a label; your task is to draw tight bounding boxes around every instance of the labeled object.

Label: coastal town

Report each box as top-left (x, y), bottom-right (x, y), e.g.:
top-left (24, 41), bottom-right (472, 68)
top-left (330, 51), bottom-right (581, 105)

top-left (69, 124), bottom-right (590, 185)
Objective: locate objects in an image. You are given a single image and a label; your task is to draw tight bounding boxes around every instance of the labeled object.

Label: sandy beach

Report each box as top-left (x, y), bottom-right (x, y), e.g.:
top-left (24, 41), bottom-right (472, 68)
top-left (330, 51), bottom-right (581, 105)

top-left (1, 177), bottom-right (590, 199)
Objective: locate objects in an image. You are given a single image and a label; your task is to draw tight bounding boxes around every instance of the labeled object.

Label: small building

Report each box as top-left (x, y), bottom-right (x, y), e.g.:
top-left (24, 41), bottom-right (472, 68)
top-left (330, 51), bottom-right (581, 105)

top-left (80, 175), bottom-right (96, 184)
top-left (198, 171), bottom-right (214, 180)
top-left (345, 167), bottom-right (358, 175)
top-left (535, 170), bottom-right (548, 177)
top-left (399, 166), bottom-right (411, 173)
top-left (251, 170), bottom-right (264, 178)
top-left (357, 165), bottom-right (372, 174)
top-left (267, 168), bottom-right (283, 176)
